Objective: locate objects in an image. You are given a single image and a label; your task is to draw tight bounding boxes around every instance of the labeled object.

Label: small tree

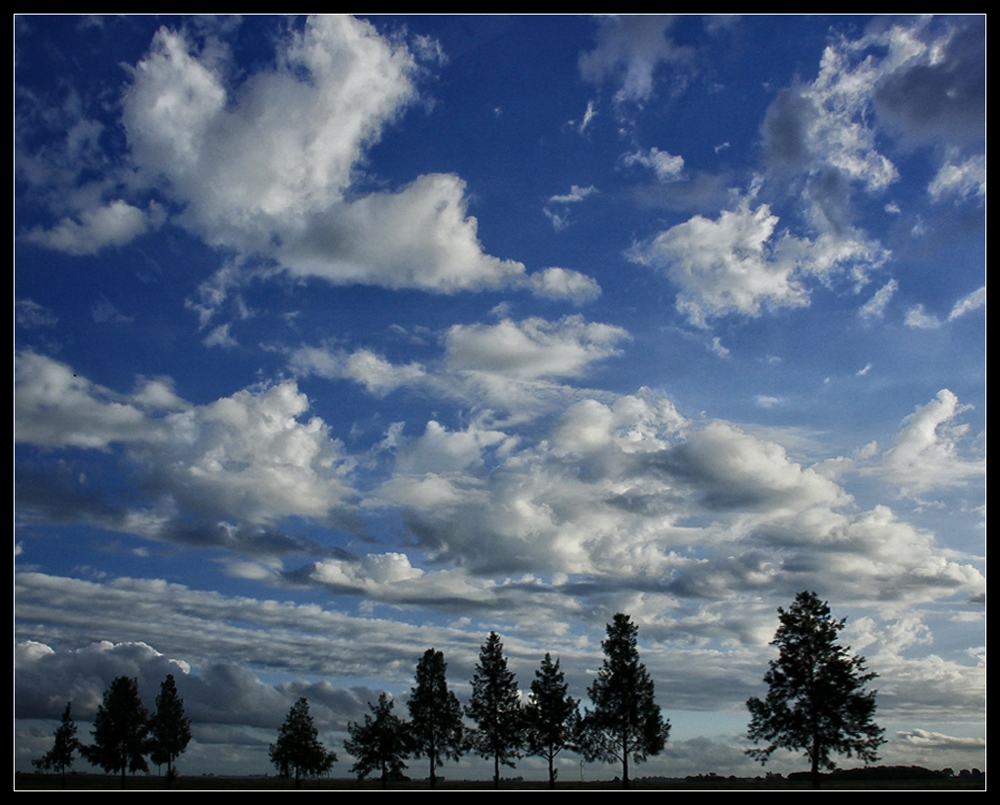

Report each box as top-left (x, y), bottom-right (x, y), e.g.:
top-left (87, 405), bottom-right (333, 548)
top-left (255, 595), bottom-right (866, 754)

top-left (270, 698), bottom-right (337, 788)
top-left (407, 648), bottom-right (464, 788)
top-left (149, 674), bottom-right (192, 787)
top-left (466, 632), bottom-right (524, 789)
top-left (81, 676), bottom-right (151, 789)
top-left (32, 701), bottom-right (79, 788)
top-left (746, 591), bottom-right (885, 789)
top-left (524, 653), bottom-right (578, 789)
top-left (344, 692), bottom-right (413, 788)
top-left (579, 613), bottom-right (670, 789)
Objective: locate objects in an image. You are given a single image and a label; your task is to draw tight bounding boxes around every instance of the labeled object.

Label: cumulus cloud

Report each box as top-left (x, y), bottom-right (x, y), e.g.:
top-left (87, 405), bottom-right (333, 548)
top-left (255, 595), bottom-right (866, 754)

top-left (628, 200), bottom-right (887, 326)
top-left (290, 315), bottom-right (628, 419)
top-left (108, 17), bottom-right (570, 303)
top-left (763, 18), bottom-right (984, 228)
top-left (526, 267), bottom-right (601, 300)
top-left (23, 200), bottom-right (163, 255)
top-left (869, 389), bottom-right (983, 495)
top-left (928, 153), bottom-right (985, 203)
top-left (622, 146), bottom-right (685, 180)
top-left (16, 352), bottom-right (359, 548)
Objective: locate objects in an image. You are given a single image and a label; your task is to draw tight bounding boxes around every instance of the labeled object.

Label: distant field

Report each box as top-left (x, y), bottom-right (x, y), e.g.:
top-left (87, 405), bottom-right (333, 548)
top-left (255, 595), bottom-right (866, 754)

top-left (15, 773), bottom-right (985, 791)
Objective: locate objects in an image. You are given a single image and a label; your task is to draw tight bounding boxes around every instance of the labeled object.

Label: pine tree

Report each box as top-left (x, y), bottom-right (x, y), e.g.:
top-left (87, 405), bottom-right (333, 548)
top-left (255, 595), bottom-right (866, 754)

top-left (32, 701), bottom-right (79, 788)
top-left (81, 676), bottom-right (151, 789)
top-left (407, 648), bottom-right (464, 788)
top-left (149, 674), bottom-right (192, 787)
top-left (269, 698), bottom-right (337, 788)
top-left (579, 613), bottom-right (670, 788)
top-left (344, 692), bottom-right (413, 788)
top-left (466, 632), bottom-right (524, 788)
top-left (524, 653), bottom-right (578, 789)
top-left (746, 591), bottom-right (885, 789)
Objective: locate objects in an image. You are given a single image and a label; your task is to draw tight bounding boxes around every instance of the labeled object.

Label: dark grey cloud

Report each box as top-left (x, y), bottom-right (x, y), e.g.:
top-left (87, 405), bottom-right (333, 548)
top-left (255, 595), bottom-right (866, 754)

top-left (873, 17), bottom-right (985, 148)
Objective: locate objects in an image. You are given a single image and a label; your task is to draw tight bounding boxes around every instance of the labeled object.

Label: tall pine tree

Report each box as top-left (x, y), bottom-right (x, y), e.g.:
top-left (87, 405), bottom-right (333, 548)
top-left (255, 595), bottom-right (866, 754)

top-left (524, 653), bottom-right (578, 789)
top-left (746, 591), bottom-right (884, 789)
top-left (579, 613), bottom-right (669, 788)
top-left (407, 649), bottom-right (464, 788)
top-left (32, 702), bottom-right (79, 788)
top-left (81, 676), bottom-right (151, 789)
top-left (269, 698), bottom-right (337, 788)
top-left (466, 632), bottom-right (524, 789)
top-left (149, 674), bottom-right (192, 787)
top-left (344, 692), bottom-right (413, 788)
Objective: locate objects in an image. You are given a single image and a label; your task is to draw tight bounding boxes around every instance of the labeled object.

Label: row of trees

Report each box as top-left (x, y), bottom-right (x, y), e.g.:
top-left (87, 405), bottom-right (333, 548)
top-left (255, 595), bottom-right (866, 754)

top-left (274, 595), bottom-right (883, 789)
top-left (33, 593), bottom-right (882, 789)
top-left (273, 613), bottom-right (669, 788)
top-left (33, 674), bottom-right (192, 788)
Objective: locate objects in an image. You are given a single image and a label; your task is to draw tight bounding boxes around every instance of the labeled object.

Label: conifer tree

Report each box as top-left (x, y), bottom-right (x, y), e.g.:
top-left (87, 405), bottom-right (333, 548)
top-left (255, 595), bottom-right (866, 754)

top-left (32, 701), bottom-right (79, 788)
top-left (579, 613), bottom-right (669, 788)
top-left (81, 676), bottom-right (151, 789)
top-left (524, 653), bottom-right (578, 788)
top-left (269, 698), bottom-right (337, 788)
top-left (746, 591), bottom-right (885, 789)
top-left (407, 649), bottom-right (464, 788)
top-left (149, 674), bottom-right (192, 787)
top-left (466, 632), bottom-right (524, 788)
top-left (344, 692), bottom-right (413, 788)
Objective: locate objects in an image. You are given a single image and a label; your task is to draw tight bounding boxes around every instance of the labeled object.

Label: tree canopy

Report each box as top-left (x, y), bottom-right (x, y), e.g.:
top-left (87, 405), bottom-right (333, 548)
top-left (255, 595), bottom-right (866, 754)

top-left (149, 674), bottom-right (192, 786)
top-left (466, 632), bottom-right (524, 788)
top-left (344, 692), bottom-right (413, 788)
top-left (579, 613), bottom-right (670, 788)
top-left (524, 653), bottom-right (578, 788)
top-left (32, 701), bottom-right (80, 787)
top-left (407, 648), bottom-right (464, 788)
top-left (269, 698), bottom-right (337, 788)
top-left (746, 591), bottom-right (885, 789)
top-left (81, 676), bottom-right (151, 788)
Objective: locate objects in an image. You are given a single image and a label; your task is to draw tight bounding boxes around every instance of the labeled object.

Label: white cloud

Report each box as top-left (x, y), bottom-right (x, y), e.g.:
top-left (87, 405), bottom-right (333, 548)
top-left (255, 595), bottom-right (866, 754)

top-left (859, 278), bottom-right (898, 322)
top-left (16, 352), bottom-right (358, 537)
top-left (628, 200), bottom-right (887, 326)
top-left (904, 304), bottom-right (941, 329)
top-left (904, 287), bottom-right (984, 329)
top-left (622, 146), bottom-right (684, 181)
top-left (290, 316), bottom-right (628, 421)
top-left (24, 200), bottom-right (161, 255)
top-left (929, 153), bottom-right (985, 202)
top-left (869, 389), bottom-right (983, 495)
top-left (547, 185), bottom-right (598, 204)
top-left (118, 17), bottom-right (532, 298)
top-left (947, 286), bottom-right (985, 320)
top-left (444, 316), bottom-right (628, 380)
top-left (527, 267), bottom-right (602, 301)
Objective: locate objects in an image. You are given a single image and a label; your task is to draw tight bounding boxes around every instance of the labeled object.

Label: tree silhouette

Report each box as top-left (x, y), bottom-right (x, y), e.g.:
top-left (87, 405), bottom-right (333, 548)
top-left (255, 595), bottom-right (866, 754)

top-left (269, 698), bottom-right (337, 788)
top-left (524, 653), bottom-right (578, 788)
top-left (746, 591), bottom-right (885, 789)
top-left (466, 632), bottom-right (524, 788)
top-left (81, 676), bottom-right (151, 789)
top-left (32, 701), bottom-right (79, 788)
top-left (579, 613), bottom-right (670, 788)
top-left (407, 648), bottom-right (464, 788)
top-left (344, 692), bottom-right (413, 788)
top-left (149, 674), bottom-right (192, 787)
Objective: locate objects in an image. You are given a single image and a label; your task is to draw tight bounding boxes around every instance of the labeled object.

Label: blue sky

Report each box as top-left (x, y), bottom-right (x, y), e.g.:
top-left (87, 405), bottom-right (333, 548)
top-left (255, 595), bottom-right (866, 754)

top-left (16, 15), bottom-right (984, 781)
